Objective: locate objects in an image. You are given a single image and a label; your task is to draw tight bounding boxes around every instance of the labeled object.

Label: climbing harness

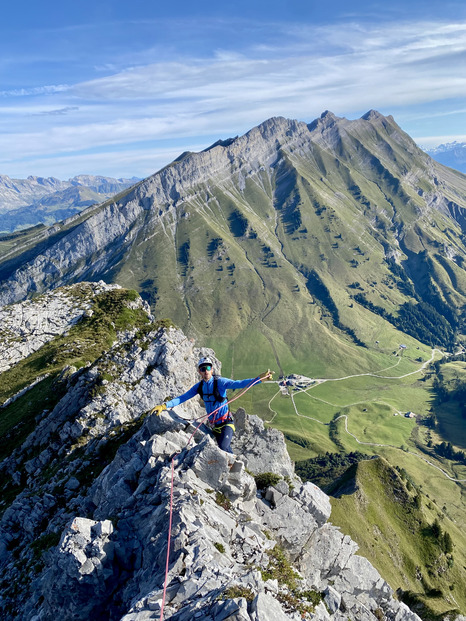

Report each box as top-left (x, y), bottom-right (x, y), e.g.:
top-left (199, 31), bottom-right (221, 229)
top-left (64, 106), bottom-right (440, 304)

top-left (212, 420), bottom-right (235, 433)
top-left (159, 376), bottom-right (262, 621)
top-left (196, 375), bottom-right (236, 428)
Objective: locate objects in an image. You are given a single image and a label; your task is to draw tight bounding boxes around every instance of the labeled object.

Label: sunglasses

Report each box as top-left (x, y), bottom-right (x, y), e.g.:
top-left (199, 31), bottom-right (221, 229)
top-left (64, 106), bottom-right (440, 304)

top-left (199, 364), bottom-right (212, 372)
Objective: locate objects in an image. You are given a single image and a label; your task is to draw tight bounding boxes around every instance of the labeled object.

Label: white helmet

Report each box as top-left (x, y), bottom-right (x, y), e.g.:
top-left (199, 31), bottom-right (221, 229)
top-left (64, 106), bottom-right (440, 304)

top-left (198, 356), bottom-right (214, 368)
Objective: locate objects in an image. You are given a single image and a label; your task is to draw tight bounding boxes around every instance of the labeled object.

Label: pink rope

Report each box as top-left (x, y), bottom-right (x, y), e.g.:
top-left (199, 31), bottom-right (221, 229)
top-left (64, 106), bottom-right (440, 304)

top-left (158, 377), bottom-right (262, 620)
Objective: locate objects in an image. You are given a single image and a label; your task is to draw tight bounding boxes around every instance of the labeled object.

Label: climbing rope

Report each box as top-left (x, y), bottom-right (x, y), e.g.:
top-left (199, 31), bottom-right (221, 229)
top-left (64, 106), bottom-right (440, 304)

top-left (159, 377), bottom-right (262, 620)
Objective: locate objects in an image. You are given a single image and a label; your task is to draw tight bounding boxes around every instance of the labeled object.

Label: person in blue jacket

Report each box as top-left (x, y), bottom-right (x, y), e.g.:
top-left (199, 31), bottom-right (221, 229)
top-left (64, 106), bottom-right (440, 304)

top-left (151, 356), bottom-right (273, 453)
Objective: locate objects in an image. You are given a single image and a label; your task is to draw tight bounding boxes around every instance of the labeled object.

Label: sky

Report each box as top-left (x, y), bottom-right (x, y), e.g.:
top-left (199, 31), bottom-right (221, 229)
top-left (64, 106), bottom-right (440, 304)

top-left (1, 0), bottom-right (466, 180)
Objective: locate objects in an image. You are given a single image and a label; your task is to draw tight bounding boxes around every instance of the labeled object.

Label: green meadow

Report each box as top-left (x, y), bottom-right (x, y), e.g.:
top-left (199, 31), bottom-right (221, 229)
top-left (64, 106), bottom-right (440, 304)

top-left (330, 458), bottom-right (466, 619)
top-left (220, 340), bottom-right (438, 457)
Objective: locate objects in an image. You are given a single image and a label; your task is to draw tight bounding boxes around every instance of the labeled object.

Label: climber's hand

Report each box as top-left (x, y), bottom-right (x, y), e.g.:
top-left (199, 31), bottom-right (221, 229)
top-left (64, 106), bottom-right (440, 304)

top-left (259, 369), bottom-right (273, 381)
top-left (151, 403), bottom-right (167, 416)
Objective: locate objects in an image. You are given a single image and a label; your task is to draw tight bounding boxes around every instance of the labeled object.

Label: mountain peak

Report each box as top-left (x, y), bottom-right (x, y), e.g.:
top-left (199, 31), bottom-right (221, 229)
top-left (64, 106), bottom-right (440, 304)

top-left (361, 109), bottom-right (384, 121)
top-left (202, 136), bottom-right (239, 152)
top-left (307, 110), bottom-right (342, 132)
top-left (321, 109), bottom-right (339, 121)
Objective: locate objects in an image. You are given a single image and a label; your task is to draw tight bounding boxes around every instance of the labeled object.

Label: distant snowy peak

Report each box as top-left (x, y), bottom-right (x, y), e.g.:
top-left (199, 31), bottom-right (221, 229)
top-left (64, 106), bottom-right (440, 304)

top-left (424, 141), bottom-right (466, 173)
top-left (426, 140), bottom-right (466, 154)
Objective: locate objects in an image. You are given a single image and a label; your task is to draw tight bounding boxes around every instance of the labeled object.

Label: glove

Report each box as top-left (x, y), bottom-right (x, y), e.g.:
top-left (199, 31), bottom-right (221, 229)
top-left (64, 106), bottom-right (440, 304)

top-left (259, 369), bottom-right (273, 381)
top-left (151, 403), bottom-right (167, 416)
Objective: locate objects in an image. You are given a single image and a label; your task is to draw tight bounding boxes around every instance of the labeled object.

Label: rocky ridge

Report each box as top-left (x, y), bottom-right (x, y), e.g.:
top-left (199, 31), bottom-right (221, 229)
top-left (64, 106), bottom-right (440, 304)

top-left (0, 285), bottom-right (425, 620)
top-left (0, 116), bottom-right (313, 304)
top-left (0, 281), bottom-right (122, 375)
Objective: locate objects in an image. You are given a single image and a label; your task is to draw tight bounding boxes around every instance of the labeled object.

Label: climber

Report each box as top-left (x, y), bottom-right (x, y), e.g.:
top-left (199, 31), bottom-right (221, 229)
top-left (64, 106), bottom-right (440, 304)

top-left (151, 356), bottom-right (273, 453)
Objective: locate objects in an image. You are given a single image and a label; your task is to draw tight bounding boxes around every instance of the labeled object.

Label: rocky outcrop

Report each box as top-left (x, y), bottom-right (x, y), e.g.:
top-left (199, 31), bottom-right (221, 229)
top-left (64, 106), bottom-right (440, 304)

top-left (0, 281), bottom-right (121, 375)
top-left (17, 410), bottom-right (421, 621)
top-left (0, 288), bottom-right (423, 621)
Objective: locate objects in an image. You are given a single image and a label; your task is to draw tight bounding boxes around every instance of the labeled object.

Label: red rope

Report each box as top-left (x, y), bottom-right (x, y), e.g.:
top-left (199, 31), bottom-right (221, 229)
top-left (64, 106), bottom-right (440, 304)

top-left (158, 377), bottom-right (262, 620)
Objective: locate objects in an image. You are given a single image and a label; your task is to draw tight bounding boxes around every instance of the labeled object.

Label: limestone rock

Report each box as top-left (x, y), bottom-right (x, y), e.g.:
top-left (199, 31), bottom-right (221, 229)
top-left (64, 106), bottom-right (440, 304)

top-left (250, 592), bottom-right (297, 620)
top-left (40, 517), bottom-right (116, 618)
top-left (232, 410), bottom-right (294, 478)
top-left (0, 281), bottom-right (121, 376)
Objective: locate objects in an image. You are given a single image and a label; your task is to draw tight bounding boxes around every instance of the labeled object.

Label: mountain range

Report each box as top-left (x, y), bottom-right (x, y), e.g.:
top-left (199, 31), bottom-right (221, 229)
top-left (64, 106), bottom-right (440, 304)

top-left (425, 143), bottom-right (466, 174)
top-left (0, 174), bottom-right (139, 233)
top-left (1, 110), bottom-right (466, 374)
top-left (2, 138), bottom-right (464, 236)
top-left (1, 110), bottom-right (466, 619)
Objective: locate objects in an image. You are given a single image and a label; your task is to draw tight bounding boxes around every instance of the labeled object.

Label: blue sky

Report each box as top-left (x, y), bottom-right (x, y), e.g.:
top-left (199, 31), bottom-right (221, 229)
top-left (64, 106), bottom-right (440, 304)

top-left (1, 0), bottom-right (466, 180)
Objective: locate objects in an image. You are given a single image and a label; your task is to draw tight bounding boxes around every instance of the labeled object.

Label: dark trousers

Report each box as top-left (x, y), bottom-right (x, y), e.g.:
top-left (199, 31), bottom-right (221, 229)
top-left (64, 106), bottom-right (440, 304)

top-left (214, 425), bottom-right (234, 453)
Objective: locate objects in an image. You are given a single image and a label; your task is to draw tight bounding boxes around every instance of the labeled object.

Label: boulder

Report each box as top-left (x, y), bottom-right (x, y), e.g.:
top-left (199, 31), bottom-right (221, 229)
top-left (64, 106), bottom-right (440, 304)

top-left (232, 410), bottom-right (294, 477)
top-left (250, 592), bottom-right (297, 620)
top-left (40, 517), bottom-right (116, 619)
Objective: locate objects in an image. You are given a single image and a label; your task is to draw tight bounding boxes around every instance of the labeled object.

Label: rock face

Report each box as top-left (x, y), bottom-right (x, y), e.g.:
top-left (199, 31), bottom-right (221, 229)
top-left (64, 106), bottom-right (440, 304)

top-left (0, 286), bottom-right (422, 621)
top-left (0, 281), bottom-right (121, 375)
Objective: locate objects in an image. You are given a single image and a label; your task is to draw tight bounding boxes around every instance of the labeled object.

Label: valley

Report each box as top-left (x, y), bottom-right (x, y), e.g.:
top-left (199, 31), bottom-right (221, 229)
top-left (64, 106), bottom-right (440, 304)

top-left (265, 350), bottom-right (465, 484)
top-left (228, 348), bottom-right (466, 619)
top-left (228, 341), bottom-right (466, 499)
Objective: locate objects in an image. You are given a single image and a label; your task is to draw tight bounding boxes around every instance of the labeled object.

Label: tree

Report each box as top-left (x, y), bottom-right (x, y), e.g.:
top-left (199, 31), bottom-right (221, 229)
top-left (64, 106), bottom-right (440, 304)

top-left (431, 518), bottom-right (442, 539)
top-left (442, 531), bottom-right (453, 554)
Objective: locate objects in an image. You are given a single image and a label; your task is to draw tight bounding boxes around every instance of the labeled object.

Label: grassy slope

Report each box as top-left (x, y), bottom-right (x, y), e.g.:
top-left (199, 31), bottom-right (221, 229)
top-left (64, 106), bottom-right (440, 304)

top-left (0, 286), bottom-right (150, 472)
top-left (329, 458), bottom-right (466, 620)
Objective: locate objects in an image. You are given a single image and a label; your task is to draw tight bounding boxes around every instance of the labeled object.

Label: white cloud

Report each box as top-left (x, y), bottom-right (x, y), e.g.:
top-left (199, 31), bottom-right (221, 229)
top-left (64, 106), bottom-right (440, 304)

top-left (0, 84), bottom-right (70, 97)
top-left (0, 143), bottom-right (208, 180)
top-left (2, 18), bottom-right (466, 177)
top-left (70, 20), bottom-right (466, 110)
top-left (416, 134), bottom-right (466, 148)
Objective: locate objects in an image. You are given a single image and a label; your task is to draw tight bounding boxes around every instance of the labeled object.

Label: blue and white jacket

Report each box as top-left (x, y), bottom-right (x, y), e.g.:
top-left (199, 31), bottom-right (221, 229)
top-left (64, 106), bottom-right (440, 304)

top-left (165, 375), bottom-right (260, 427)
